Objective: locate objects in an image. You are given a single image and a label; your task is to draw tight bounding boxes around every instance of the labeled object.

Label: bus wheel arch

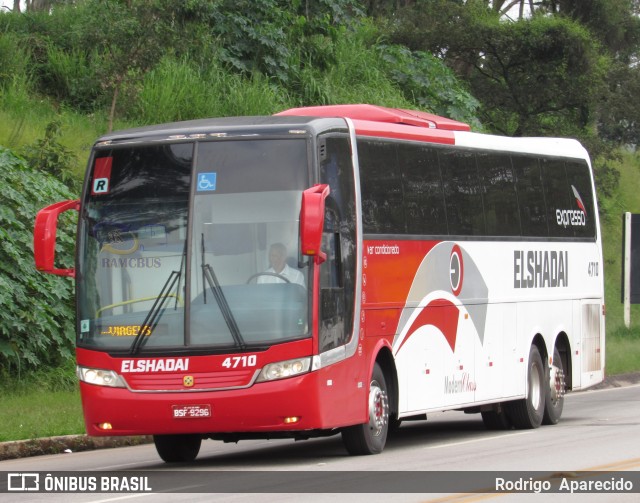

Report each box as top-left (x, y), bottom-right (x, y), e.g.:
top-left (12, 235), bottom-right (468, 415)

top-left (341, 348), bottom-right (397, 455)
top-left (375, 347), bottom-right (399, 430)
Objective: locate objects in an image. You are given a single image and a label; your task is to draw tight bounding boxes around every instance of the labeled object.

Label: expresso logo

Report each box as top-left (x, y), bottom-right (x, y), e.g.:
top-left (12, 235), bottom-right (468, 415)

top-left (556, 185), bottom-right (587, 227)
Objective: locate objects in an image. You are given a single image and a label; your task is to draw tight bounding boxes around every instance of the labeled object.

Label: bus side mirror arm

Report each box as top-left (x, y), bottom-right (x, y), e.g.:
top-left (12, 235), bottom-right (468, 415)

top-left (34, 199), bottom-right (80, 278)
top-left (300, 184), bottom-right (330, 265)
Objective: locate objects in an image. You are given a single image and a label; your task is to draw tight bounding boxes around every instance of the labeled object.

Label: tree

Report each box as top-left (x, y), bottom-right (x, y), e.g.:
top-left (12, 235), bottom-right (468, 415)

top-left (392, 3), bottom-right (608, 137)
top-left (79, 0), bottom-right (168, 131)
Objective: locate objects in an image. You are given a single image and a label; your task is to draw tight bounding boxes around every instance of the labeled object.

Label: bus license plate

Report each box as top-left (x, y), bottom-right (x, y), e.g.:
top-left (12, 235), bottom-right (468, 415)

top-left (172, 404), bottom-right (211, 419)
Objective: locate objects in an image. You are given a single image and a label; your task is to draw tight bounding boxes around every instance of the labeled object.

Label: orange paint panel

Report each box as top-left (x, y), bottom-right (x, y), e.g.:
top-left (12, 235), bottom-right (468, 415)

top-left (362, 239), bottom-right (439, 306)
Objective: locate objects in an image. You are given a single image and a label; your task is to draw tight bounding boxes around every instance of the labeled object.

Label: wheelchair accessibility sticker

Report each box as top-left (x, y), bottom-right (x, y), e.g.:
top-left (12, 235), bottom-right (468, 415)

top-left (197, 172), bottom-right (217, 192)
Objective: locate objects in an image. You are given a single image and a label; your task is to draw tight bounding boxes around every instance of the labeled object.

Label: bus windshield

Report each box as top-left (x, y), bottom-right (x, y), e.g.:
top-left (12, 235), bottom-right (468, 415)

top-left (77, 138), bottom-right (311, 353)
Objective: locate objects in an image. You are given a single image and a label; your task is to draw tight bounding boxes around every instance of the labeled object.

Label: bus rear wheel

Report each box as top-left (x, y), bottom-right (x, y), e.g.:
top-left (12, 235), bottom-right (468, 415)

top-left (342, 363), bottom-right (389, 455)
top-left (543, 347), bottom-right (565, 425)
top-left (153, 434), bottom-right (202, 462)
top-left (506, 345), bottom-right (545, 429)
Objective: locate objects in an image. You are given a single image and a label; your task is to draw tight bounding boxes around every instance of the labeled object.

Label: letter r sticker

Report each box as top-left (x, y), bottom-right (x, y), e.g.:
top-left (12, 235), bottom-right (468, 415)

top-left (92, 157), bottom-right (113, 195)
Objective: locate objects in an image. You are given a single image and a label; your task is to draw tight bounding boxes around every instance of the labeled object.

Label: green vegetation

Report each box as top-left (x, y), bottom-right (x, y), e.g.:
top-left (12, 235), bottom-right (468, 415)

top-left (0, 0), bottom-right (639, 442)
top-left (0, 148), bottom-right (76, 370)
top-left (0, 362), bottom-right (83, 441)
top-left (600, 152), bottom-right (640, 375)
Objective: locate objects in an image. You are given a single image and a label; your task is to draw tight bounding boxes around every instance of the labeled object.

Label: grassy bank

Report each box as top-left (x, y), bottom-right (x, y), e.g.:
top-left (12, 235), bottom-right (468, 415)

top-left (0, 390), bottom-right (83, 442)
top-left (0, 363), bottom-right (84, 441)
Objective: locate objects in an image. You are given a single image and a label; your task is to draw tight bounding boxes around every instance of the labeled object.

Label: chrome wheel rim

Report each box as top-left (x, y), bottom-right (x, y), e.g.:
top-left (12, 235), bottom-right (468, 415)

top-left (530, 360), bottom-right (542, 410)
top-left (368, 379), bottom-right (388, 437)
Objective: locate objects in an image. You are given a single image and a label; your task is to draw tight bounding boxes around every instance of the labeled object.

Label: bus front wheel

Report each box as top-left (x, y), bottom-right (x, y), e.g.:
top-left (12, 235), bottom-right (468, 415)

top-left (342, 362), bottom-right (389, 455)
top-left (153, 434), bottom-right (202, 462)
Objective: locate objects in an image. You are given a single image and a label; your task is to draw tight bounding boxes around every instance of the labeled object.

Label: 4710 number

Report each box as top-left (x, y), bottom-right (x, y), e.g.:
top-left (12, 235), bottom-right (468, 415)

top-left (222, 355), bottom-right (257, 368)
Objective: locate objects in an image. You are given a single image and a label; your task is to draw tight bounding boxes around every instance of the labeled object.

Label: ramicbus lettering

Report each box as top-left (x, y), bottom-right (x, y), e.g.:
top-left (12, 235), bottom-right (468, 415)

top-left (101, 258), bottom-right (161, 268)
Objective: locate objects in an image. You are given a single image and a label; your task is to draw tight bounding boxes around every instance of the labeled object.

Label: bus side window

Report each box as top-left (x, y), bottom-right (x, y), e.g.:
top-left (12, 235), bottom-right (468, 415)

top-left (320, 230), bottom-right (342, 289)
top-left (320, 209), bottom-right (345, 352)
top-left (318, 135), bottom-right (355, 353)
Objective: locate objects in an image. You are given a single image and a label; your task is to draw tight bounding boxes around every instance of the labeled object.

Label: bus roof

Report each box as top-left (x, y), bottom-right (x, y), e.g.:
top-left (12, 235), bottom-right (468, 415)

top-left (94, 115), bottom-right (348, 145)
top-left (95, 104), bottom-right (589, 161)
top-left (280, 104), bottom-right (589, 160)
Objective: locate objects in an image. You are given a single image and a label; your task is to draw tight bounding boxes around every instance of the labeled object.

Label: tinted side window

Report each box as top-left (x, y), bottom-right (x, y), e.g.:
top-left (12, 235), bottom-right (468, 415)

top-left (514, 157), bottom-right (548, 237)
top-left (564, 160), bottom-right (596, 239)
top-left (358, 140), bottom-right (404, 234)
top-left (439, 150), bottom-right (485, 236)
top-left (477, 153), bottom-right (520, 236)
top-left (401, 144), bottom-right (447, 235)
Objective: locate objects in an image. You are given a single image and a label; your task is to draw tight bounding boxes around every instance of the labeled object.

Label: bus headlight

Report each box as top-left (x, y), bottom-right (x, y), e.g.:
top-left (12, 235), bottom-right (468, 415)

top-left (256, 357), bottom-right (311, 382)
top-left (77, 366), bottom-right (126, 388)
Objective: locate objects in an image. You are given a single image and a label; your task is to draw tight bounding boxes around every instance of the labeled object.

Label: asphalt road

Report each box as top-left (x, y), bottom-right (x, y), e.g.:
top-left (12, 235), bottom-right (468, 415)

top-left (1, 380), bottom-right (639, 502)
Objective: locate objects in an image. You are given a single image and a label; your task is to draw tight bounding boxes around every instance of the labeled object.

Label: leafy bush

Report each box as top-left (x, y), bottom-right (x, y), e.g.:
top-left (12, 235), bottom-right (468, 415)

top-left (40, 45), bottom-right (103, 111)
top-left (0, 147), bottom-right (77, 373)
top-left (378, 44), bottom-right (481, 129)
top-left (20, 120), bottom-right (79, 190)
top-left (135, 57), bottom-right (289, 123)
top-left (0, 33), bottom-right (29, 89)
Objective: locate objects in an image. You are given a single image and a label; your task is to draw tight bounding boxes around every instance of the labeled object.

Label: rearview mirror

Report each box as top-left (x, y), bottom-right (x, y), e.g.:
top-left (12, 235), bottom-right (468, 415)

top-left (34, 199), bottom-right (80, 277)
top-left (300, 184), bottom-right (330, 264)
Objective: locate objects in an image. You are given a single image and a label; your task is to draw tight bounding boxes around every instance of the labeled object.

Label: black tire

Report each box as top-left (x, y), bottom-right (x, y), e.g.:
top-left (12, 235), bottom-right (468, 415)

top-left (342, 363), bottom-right (389, 455)
top-left (153, 434), bottom-right (202, 462)
top-left (506, 345), bottom-right (545, 429)
top-left (543, 347), bottom-right (565, 425)
top-left (481, 405), bottom-right (512, 430)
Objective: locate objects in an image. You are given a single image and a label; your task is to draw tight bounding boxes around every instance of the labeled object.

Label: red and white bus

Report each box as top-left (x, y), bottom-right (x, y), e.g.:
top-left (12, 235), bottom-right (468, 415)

top-left (34, 104), bottom-right (605, 461)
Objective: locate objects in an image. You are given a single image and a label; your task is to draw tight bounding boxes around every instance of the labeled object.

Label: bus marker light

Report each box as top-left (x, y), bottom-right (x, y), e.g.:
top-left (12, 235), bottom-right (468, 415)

top-left (98, 423), bottom-right (113, 430)
top-left (283, 417), bottom-right (300, 424)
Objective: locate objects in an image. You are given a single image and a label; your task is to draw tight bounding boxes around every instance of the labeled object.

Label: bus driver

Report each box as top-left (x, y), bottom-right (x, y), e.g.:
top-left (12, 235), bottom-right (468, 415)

top-left (257, 243), bottom-right (305, 286)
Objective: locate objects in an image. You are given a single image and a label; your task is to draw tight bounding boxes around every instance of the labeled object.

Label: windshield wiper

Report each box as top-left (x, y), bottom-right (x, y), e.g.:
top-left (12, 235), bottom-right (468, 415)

top-left (201, 234), bottom-right (246, 350)
top-left (129, 269), bottom-right (181, 355)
